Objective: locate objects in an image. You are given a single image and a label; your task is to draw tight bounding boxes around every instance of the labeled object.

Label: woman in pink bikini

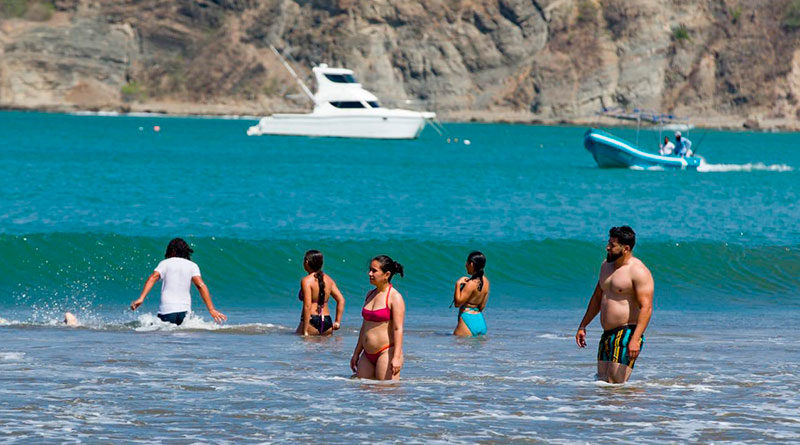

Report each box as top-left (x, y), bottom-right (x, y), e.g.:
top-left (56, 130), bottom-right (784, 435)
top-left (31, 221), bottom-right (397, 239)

top-left (350, 255), bottom-right (406, 380)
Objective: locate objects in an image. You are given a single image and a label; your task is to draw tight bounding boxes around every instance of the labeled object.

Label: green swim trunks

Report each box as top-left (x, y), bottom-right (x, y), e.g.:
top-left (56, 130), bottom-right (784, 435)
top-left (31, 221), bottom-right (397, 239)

top-left (597, 324), bottom-right (644, 368)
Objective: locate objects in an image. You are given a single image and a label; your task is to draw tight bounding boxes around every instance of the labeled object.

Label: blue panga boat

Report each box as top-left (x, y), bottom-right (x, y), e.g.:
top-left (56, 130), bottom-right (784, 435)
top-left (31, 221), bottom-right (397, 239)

top-left (584, 128), bottom-right (702, 170)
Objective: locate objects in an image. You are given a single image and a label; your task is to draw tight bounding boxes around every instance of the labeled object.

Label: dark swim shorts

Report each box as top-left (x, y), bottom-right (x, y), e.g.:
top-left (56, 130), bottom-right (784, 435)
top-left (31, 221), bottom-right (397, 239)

top-left (597, 324), bottom-right (645, 368)
top-left (310, 315), bottom-right (333, 333)
top-left (158, 311), bottom-right (187, 326)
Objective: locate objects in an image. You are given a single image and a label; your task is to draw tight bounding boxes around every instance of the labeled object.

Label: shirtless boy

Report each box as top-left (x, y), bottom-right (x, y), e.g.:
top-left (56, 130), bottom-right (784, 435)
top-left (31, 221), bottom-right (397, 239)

top-left (575, 226), bottom-right (654, 383)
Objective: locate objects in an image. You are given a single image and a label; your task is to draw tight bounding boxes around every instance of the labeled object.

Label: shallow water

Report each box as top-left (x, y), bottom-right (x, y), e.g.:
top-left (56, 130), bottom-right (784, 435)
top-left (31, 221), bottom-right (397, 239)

top-left (1, 111), bottom-right (798, 442)
top-left (1, 310), bottom-right (798, 443)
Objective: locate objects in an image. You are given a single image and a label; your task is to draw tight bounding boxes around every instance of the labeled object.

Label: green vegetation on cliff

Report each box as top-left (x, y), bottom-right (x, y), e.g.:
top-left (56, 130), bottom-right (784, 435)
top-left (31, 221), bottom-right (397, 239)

top-left (1, 0), bottom-right (53, 21)
top-left (783, 0), bottom-right (800, 30)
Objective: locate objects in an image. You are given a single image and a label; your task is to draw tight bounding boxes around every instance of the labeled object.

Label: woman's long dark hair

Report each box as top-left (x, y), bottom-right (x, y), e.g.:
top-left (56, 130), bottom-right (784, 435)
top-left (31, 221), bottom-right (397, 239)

top-left (165, 238), bottom-right (193, 260)
top-left (467, 251), bottom-right (486, 291)
top-left (304, 250), bottom-right (325, 306)
top-left (372, 255), bottom-right (404, 282)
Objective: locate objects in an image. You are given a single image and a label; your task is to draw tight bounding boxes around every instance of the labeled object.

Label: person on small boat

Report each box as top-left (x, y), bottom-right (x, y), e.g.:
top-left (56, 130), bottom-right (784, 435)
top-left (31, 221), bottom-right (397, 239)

top-left (452, 251), bottom-right (490, 337)
top-left (674, 131), bottom-right (693, 157)
top-left (296, 250), bottom-right (345, 336)
top-left (350, 255), bottom-right (406, 380)
top-left (659, 136), bottom-right (675, 156)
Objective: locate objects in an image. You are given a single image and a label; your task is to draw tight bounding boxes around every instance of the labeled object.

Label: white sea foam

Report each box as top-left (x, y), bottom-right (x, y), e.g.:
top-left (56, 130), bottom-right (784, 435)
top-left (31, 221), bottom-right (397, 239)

top-left (698, 162), bottom-right (794, 172)
top-left (536, 333), bottom-right (565, 339)
top-left (0, 352), bottom-right (25, 361)
top-left (662, 419), bottom-right (741, 441)
top-left (133, 312), bottom-right (284, 333)
top-left (473, 374), bottom-right (548, 384)
top-left (628, 165), bottom-right (666, 171)
top-left (643, 382), bottom-right (721, 393)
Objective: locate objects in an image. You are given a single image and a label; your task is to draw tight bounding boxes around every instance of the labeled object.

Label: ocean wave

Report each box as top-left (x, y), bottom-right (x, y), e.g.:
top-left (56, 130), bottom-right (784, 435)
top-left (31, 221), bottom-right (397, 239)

top-left (0, 233), bottom-right (797, 310)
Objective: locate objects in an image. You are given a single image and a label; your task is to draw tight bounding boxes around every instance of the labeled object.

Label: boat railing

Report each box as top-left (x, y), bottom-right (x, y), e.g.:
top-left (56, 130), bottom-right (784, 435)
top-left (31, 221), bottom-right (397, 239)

top-left (597, 106), bottom-right (693, 147)
top-left (597, 107), bottom-right (691, 126)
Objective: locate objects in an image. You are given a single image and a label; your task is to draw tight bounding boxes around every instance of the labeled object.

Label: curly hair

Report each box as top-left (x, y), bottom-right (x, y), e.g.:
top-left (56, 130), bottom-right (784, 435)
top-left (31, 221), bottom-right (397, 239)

top-left (165, 238), bottom-right (193, 260)
top-left (609, 226), bottom-right (636, 249)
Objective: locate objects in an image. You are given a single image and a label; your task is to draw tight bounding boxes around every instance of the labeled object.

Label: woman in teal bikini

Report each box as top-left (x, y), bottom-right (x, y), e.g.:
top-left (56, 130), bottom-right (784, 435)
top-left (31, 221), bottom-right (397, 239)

top-left (453, 251), bottom-right (489, 337)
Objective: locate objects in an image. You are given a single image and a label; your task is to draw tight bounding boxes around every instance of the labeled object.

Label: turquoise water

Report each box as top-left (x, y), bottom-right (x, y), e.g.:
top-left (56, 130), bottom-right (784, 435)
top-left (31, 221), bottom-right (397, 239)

top-left (1, 111), bottom-right (798, 442)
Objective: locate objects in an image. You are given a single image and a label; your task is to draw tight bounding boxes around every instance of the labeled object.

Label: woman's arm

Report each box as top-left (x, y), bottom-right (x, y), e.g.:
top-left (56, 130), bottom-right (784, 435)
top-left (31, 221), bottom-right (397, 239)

top-left (330, 280), bottom-right (345, 329)
top-left (350, 323), bottom-right (365, 372)
top-left (453, 278), bottom-right (476, 307)
top-left (389, 291), bottom-right (406, 376)
top-left (130, 271), bottom-right (160, 310)
top-left (300, 277), bottom-right (313, 336)
top-left (192, 276), bottom-right (227, 323)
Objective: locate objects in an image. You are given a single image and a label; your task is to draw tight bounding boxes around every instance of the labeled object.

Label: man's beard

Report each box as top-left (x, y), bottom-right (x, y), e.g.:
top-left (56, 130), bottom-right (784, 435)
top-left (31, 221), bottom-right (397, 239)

top-left (606, 251), bottom-right (622, 262)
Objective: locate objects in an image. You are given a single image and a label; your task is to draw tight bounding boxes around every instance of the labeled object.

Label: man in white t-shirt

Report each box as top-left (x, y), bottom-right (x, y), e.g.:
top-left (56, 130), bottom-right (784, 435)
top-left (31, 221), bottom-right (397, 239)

top-left (130, 238), bottom-right (227, 325)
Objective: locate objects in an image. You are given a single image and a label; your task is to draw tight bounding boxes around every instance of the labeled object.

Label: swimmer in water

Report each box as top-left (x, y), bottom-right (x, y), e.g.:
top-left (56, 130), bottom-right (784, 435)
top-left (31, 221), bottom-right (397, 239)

top-left (350, 255), bottom-right (406, 380)
top-left (575, 226), bottom-right (654, 384)
top-left (130, 238), bottom-right (227, 326)
top-left (63, 312), bottom-right (79, 326)
top-left (295, 250), bottom-right (345, 336)
top-left (452, 251), bottom-right (490, 337)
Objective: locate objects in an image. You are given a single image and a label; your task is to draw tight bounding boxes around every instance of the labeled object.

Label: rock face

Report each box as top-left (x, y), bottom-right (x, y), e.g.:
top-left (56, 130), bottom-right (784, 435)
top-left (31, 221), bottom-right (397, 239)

top-left (1, 0), bottom-right (799, 128)
top-left (1, 16), bottom-right (138, 109)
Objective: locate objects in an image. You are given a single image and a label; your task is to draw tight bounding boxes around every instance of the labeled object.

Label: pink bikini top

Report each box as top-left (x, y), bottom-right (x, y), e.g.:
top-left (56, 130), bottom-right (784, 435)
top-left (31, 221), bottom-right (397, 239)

top-left (361, 284), bottom-right (392, 322)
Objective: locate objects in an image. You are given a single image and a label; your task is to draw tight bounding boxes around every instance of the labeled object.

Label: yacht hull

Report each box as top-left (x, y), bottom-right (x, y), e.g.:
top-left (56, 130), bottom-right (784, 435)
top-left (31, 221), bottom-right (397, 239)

top-left (247, 114), bottom-right (427, 139)
top-left (584, 129), bottom-right (702, 170)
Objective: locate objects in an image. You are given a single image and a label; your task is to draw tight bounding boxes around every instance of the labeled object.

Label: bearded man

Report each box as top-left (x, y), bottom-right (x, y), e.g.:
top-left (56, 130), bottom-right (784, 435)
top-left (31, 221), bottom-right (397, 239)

top-left (575, 226), bottom-right (654, 383)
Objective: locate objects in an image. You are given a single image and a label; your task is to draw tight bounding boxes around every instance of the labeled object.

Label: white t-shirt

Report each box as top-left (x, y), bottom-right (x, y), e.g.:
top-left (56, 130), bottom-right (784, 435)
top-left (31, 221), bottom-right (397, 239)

top-left (154, 257), bottom-right (201, 314)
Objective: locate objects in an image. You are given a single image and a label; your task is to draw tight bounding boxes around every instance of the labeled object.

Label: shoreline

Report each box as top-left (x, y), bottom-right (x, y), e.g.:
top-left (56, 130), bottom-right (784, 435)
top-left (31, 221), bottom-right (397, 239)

top-left (1, 103), bottom-right (796, 132)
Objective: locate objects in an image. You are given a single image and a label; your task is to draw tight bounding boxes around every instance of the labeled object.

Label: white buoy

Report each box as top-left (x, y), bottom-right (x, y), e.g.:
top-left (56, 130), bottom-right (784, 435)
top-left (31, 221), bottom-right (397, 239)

top-left (463, 139), bottom-right (471, 146)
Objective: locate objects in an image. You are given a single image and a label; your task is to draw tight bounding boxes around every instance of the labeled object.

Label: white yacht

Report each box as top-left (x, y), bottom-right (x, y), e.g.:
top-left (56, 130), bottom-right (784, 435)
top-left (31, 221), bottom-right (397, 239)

top-left (247, 63), bottom-right (435, 139)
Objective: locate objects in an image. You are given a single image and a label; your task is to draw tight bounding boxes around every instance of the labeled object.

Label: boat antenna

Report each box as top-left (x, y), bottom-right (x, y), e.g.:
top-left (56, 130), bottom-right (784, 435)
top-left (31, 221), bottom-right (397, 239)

top-left (269, 45), bottom-right (317, 105)
top-left (691, 131), bottom-right (709, 156)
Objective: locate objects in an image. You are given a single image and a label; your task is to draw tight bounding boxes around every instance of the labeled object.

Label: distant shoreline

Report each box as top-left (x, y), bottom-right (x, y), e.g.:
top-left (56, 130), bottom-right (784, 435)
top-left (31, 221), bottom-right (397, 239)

top-left (2, 104), bottom-right (796, 132)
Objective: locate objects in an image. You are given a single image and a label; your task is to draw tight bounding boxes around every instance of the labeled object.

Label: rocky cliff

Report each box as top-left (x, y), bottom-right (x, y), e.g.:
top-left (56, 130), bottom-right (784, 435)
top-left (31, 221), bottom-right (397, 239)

top-left (1, 0), bottom-right (799, 129)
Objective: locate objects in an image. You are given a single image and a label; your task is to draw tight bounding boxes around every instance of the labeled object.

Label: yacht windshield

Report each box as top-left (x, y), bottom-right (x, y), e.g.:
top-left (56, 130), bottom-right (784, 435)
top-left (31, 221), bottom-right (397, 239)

top-left (324, 73), bottom-right (358, 83)
top-left (367, 101), bottom-right (380, 108)
top-left (330, 101), bottom-right (366, 109)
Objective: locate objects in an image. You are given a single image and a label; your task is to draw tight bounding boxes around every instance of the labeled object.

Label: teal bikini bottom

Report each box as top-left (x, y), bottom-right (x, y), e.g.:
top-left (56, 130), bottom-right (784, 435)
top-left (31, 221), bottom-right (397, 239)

top-left (460, 309), bottom-right (487, 336)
